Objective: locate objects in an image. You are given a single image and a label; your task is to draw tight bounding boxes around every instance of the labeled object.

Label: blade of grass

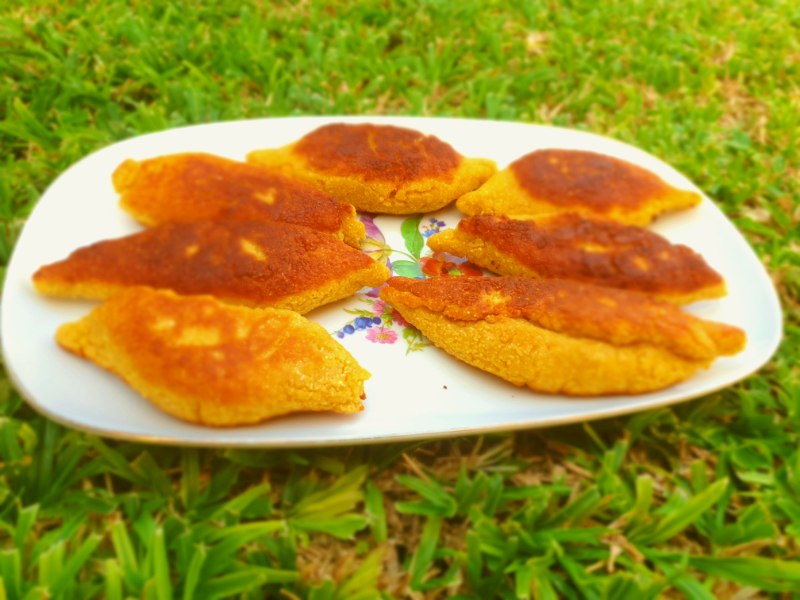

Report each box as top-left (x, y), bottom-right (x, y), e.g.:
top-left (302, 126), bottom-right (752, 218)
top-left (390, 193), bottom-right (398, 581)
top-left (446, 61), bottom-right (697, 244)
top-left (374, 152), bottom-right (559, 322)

top-left (631, 479), bottom-right (728, 546)
top-left (152, 527), bottom-right (171, 600)
top-left (104, 559), bottom-right (123, 600)
top-left (364, 482), bottom-right (387, 544)
top-left (409, 516), bottom-right (442, 591)
top-left (182, 545), bottom-right (206, 600)
top-left (49, 534), bottom-right (102, 596)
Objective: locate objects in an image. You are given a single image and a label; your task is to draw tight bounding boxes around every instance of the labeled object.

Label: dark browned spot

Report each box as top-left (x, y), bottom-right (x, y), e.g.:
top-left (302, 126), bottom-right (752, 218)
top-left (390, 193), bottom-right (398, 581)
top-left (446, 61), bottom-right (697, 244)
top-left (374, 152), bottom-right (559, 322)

top-left (380, 276), bottom-right (745, 361)
top-left (34, 220), bottom-right (376, 305)
top-left (510, 149), bottom-right (671, 212)
top-left (294, 123), bottom-right (461, 183)
top-left (383, 275), bottom-right (668, 323)
top-left (119, 153), bottom-right (350, 233)
top-left (459, 214), bottom-right (723, 294)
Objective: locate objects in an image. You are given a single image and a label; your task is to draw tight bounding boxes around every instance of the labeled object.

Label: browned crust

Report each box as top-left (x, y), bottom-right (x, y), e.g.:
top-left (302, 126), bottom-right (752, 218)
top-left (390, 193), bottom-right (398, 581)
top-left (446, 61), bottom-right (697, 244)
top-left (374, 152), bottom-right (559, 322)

top-left (33, 220), bottom-right (389, 311)
top-left (55, 288), bottom-right (369, 426)
top-left (292, 123), bottom-right (462, 183)
top-left (380, 276), bottom-right (746, 361)
top-left (435, 214), bottom-right (725, 300)
top-left (113, 152), bottom-right (364, 247)
top-left (510, 149), bottom-right (699, 213)
top-left (384, 299), bottom-right (720, 396)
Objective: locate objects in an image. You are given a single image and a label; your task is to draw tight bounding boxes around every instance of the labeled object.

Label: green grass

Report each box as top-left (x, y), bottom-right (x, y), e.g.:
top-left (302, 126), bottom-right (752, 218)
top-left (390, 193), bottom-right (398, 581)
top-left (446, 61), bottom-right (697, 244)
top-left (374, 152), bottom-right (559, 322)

top-left (2, 0), bottom-right (800, 597)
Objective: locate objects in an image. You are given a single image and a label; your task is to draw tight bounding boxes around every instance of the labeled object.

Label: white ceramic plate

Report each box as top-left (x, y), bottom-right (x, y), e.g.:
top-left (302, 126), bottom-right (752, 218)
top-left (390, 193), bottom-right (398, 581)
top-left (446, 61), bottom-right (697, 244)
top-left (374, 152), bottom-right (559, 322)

top-left (1, 116), bottom-right (782, 447)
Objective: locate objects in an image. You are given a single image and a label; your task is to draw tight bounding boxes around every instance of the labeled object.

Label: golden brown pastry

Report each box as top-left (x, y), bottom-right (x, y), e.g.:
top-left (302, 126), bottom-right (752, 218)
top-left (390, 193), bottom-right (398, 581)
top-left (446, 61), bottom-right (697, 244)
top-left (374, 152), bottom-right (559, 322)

top-left (112, 152), bottom-right (365, 248)
top-left (380, 277), bottom-right (745, 395)
top-left (56, 288), bottom-right (369, 426)
top-left (456, 149), bottom-right (702, 226)
top-left (427, 214), bottom-right (726, 305)
top-left (246, 123), bottom-right (497, 214)
top-left (33, 220), bottom-right (390, 314)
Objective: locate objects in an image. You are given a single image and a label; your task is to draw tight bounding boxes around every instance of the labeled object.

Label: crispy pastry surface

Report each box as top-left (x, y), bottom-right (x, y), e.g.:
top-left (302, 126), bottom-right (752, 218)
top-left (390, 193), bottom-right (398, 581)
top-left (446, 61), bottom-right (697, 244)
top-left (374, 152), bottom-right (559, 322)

top-left (380, 277), bottom-right (745, 395)
top-left (33, 220), bottom-right (390, 314)
top-left (427, 214), bottom-right (726, 304)
top-left (56, 288), bottom-right (369, 426)
top-left (246, 123), bottom-right (497, 214)
top-left (112, 152), bottom-right (365, 248)
top-left (456, 149), bottom-right (701, 225)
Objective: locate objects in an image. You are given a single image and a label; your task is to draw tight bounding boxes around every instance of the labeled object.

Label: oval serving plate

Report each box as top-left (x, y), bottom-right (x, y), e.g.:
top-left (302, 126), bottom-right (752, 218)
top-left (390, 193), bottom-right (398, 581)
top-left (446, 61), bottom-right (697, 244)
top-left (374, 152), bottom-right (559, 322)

top-left (0, 116), bottom-right (782, 447)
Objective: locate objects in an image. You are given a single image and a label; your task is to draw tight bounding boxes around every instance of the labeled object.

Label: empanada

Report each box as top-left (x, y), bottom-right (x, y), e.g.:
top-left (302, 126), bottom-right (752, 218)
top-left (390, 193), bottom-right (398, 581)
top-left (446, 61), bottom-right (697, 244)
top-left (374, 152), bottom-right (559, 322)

top-left (56, 288), bottom-right (369, 426)
top-left (112, 152), bottom-right (365, 248)
top-left (427, 214), bottom-right (726, 305)
top-left (33, 220), bottom-right (390, 314)
top-left (456, 149), bottom-right (701, 225)
top-left (380, 277), bottom-right (745, 395)
top-left (246, 123), bottom-right (497, 214)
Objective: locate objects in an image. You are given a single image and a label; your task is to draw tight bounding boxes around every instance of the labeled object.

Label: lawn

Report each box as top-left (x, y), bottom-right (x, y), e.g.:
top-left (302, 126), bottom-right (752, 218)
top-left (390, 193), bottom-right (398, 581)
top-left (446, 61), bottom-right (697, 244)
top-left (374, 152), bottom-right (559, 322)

top-left (2, 0), bottom-right (800, 597)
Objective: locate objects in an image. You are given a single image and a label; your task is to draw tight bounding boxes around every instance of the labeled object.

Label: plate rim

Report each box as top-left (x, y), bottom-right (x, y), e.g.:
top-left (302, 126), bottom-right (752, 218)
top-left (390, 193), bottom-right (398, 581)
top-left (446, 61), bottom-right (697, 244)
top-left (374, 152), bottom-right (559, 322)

top-left (2, 359), bottom-right (775, 447)
top-left (1, 115), bottom-right (784, 447)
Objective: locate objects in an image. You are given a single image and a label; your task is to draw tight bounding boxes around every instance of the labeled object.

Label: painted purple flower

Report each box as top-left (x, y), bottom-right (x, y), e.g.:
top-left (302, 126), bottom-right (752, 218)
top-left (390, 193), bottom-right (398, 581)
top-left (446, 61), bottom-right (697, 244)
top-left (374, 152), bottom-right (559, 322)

top-left (361, 215), bottom-right (384, 240)
top-left (360, 215), bottom-right (393, 297)
top-left (360, 215), bottom-right (393, 269)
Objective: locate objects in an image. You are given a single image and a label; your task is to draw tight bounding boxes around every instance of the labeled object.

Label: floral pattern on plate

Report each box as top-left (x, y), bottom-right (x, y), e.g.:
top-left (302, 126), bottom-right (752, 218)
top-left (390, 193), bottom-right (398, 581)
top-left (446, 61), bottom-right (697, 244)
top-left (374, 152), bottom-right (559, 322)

top-left (331, 214), bottom-right (483, 354)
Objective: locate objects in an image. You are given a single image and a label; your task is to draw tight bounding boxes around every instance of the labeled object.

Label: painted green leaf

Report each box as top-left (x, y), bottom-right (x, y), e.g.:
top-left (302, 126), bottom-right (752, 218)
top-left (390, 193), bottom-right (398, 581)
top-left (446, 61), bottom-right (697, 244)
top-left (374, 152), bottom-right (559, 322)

top-left (392, 260), bottom-right (423, 278)
top-left (400, 214), bottom-right (425, 260)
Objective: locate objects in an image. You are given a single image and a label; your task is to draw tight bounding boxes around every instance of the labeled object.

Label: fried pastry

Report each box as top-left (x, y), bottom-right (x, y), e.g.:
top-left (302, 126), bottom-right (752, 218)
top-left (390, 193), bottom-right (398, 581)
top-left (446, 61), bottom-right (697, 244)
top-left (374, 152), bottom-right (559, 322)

top-left (56, 287), bottom-right (369, 426)
top-left (112, 153), bottom-right (365, 248)
top-left (427, 214), bottom-right (726, 305)
top-left (380, 277), bottom-right (745, 395)
top-left (456, 149), bottom-right (702, 226)
top-left (246, 123), bottom-right (497, 214)
top-left (33, 220), bottom-right (390, 314)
